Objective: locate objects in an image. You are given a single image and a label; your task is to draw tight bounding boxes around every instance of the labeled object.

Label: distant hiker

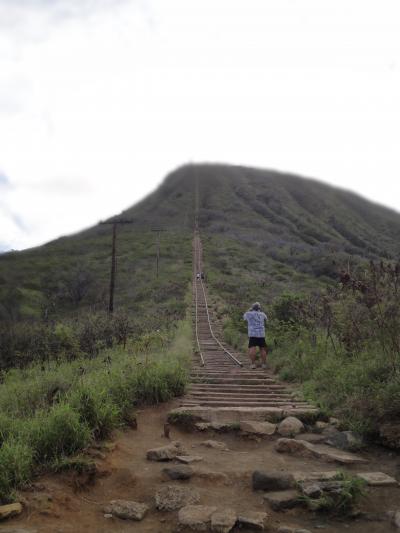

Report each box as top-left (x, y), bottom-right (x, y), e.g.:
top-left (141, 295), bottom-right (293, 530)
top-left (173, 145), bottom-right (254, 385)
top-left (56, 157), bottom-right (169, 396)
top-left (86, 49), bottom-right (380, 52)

top-left (196, 273), bottom-right (201, 280)
top-left (200, 272), bottom-right (205, 280)
top-left (243, 302), bottom-right (268, 369)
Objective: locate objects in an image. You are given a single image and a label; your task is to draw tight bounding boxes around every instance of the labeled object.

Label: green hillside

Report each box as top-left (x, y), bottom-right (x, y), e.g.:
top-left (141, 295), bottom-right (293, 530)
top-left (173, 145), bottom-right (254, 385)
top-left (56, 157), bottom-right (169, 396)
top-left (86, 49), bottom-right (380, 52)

top-left (2, 162), bottom-right (400, 327)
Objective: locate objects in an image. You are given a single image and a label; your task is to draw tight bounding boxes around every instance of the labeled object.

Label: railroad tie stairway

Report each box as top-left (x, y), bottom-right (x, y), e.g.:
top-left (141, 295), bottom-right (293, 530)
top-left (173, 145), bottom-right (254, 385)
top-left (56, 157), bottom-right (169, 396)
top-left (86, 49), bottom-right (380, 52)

top-left (170, 233), bottom-right (319, 425)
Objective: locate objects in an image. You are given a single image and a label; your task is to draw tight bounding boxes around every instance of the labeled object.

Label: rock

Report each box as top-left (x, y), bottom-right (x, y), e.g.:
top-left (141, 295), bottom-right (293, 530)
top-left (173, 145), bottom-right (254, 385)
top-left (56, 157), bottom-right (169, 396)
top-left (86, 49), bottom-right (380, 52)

top-left (275, 438), bottom-right (368, 464)
top-left (240, 421), bottom-right (276, 436)
top-left (300, 480), bottom-right (344, 497)
top-left (393, 511), bottom-right (400, 528)
top-left (237, 511), bottom-right (268, 530)
top-left (329, 417), bottom-right (340, 426)
top-left (252, 471), bottom-right (295, 491)
top-left (356, 472), bottom-right (398, 486)
top-left (103, 500), bottom-right (149, 521)
top-left (162, 465), bottom-right (193, 480)
top-left (294, 433), bottom-right (326, 444)
top-left (146, 441), bottom-right (186, 461)
top-left (210, 508), bottom-right (237, 532)
top-left (380, 422), bottom-right (400, 449)
top-left (177, 455), bottom-right (204, 464)
top-left (277, 417), bottom-right (304, 437)
top-left (315, 421), bottom-right (329, 430)
top-left (0, 503), bottom-right (23, 520)
top-left (178, 505), bottom-right (217, 531)
top-left (200, 440), bottom-right (229, 451)
top-left (263, 490), bottom-right (301, 511)
top-left (155, 485), bottom-right (200, 511)
top-left (301, 483), bottom-right (323, 498)
top-left (325, 431), bottom-right (363, 451)
top-left (292, 471), bottom-right (338, 483)
top-left (103, 513), bottom-right (113, 518)
top-left (195, 423), bottom-right (211, 431)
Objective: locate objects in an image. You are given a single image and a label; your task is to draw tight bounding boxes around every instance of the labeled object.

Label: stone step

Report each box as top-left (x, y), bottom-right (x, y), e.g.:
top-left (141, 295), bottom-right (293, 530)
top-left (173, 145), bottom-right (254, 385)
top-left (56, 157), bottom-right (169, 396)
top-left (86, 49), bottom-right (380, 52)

top-left (180, 400), bottom-right (306, 408)
top-left (191, 378), bottom-right (276, 385)
top-left (169, 406), bottom-right (320, 424)
top-left (188, 383), bottom-right (287, 391)
top-left (187, 389), bottom-right (292, 398)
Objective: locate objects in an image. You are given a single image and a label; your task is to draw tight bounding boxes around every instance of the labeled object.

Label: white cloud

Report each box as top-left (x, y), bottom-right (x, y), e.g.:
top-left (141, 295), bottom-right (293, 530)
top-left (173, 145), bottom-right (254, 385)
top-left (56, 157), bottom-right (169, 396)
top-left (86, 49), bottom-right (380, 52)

top-left (0, 0), bottom-right (399, 250)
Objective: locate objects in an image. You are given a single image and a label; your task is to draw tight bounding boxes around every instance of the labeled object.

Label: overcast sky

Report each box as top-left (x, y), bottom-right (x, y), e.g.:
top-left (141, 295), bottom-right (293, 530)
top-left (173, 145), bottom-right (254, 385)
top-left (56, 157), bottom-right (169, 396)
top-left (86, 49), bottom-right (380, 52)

top-left (1, 0), bottom-right (399, 251)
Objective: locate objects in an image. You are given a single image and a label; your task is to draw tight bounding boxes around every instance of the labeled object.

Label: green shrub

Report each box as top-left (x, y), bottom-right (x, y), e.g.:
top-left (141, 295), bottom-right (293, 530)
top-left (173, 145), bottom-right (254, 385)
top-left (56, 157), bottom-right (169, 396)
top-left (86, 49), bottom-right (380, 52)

top-left (28, 403), bottom-right (91, 462)
top-left (0, 439), bottom-right (34, 502)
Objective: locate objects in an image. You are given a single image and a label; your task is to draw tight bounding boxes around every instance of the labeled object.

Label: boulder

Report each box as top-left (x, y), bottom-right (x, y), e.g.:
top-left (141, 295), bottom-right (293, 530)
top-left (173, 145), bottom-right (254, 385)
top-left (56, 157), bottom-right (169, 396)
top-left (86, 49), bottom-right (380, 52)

top-left (325, 431), bottom-right (363, 451)
top-left (356, 472), bottom-right (398, 486)
top-left (146, 441), bottom-right (186, 461)
top-left (277, 417), bottom-right (304, 437)
top-left (103, 500), bottom-right (148, 521)
top-left (300, 481), bottom-right (344, 498)
top-left (155, 485), bottom-right (200, 511)
top-left (275, 438), bottom-right (368, 464)
top-left (210, 508), bottom-right (237, 533)
top-left (393, 511), bottom-right (400, 529)
top-left (263, 490), bottom-right (301, 511)
top-left (252, 471), bottom-right (294, 491)
top-left (200, 440), bottom-right (229, 451)
top-left (315, 421), bottom-right (329, 430)
top-left (237, 511), bottom-right (268, 530)
top-left (178, 505), bottom-right (217, 531)
top-left (0, 503), bottom-right (23, 520)
top-left (240, 421), bottom-right (276, 436)
top-left (177, 455), bottom-right (204, 464)
top-left (162, 465), bottom-right (193, 481)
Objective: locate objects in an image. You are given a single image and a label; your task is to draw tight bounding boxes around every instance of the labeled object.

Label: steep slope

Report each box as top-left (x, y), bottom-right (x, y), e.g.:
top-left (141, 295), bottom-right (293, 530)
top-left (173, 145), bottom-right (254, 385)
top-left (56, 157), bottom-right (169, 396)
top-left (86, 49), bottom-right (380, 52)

top-left (1, 162), bottom-right (399, 324)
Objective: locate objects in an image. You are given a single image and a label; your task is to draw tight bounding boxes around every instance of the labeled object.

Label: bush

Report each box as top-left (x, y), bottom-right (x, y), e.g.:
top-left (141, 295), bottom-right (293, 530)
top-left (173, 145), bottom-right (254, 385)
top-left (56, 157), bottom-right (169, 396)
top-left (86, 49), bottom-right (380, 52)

top-left (0, 439), bottom-right (34, 502)
top-left (28, 403), bottom-right (91, 463)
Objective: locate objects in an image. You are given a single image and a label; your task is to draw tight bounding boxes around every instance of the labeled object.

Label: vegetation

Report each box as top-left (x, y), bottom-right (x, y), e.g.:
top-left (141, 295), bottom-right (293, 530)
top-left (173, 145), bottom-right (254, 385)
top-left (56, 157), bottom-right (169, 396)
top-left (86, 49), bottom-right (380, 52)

top-left (299, 472), bottom-right (367, 514)
top-left (266, 262), bottom-right (400, 437)
top-left (0, 319), bottom-right (191, 501)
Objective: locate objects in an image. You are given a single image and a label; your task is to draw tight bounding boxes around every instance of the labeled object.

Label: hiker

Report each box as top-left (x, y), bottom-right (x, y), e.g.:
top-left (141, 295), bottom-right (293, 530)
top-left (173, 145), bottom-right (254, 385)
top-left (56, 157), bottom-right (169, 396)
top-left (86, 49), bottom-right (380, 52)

top-left (243, 302), bottom-right (268, 369)
top-left (196, 272), bottom-right (201, 280)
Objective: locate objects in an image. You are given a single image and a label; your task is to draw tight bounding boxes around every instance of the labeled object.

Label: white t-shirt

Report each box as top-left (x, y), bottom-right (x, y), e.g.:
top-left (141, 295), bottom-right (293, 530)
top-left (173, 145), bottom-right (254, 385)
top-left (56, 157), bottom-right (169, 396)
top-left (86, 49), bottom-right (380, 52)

top-left (243, 310), bottom-right (268, 338)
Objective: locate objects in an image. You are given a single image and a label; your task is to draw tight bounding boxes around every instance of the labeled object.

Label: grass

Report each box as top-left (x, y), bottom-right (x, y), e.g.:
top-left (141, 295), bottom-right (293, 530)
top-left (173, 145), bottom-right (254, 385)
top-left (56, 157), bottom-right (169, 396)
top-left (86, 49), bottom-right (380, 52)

top-left (0, 317), bottom-right (192, 502)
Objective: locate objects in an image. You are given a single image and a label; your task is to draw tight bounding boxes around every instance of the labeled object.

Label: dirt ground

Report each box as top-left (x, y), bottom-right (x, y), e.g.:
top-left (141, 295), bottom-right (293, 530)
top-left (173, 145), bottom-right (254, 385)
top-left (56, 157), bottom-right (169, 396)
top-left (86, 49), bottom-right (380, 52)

top-left (2, 401), bottom-right (399, 533)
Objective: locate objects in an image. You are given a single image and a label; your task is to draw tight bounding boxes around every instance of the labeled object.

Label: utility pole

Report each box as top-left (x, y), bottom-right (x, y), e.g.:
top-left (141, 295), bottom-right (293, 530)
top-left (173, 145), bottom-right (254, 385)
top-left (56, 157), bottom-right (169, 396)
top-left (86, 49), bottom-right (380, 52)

top-left (100, 219), bottom-right (134, 313)
top-left (151, 228), bottom-right (166, 278)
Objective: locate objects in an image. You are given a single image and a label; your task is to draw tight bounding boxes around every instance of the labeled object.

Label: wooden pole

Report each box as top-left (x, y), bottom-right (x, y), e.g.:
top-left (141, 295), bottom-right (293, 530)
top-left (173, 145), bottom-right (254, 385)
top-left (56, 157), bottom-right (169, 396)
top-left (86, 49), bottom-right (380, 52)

top-left (109, 222), bottom-right (117, 313)
top-left (100, 219), bottom-right (134, 314)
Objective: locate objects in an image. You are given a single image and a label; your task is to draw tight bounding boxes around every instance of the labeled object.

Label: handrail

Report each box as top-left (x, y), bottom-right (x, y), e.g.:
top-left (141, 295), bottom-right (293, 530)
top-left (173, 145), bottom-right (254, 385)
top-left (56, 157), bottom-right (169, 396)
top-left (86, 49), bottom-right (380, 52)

top-left (199, 276), bottom-right (243, 367)
top-left (193, 238), bottom-right (205, 367)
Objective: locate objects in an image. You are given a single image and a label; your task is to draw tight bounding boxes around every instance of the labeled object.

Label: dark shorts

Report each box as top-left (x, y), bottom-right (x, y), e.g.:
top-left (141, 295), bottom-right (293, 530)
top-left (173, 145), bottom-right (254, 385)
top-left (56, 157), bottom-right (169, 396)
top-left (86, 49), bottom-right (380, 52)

top-left (248, 337), bottom-right (266, 348)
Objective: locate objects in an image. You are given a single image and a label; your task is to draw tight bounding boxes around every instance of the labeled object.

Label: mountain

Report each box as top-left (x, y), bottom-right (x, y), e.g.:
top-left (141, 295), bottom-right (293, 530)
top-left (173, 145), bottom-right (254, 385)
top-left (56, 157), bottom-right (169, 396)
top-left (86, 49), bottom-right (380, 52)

top-left (1, 163), bottom-right (400, 323)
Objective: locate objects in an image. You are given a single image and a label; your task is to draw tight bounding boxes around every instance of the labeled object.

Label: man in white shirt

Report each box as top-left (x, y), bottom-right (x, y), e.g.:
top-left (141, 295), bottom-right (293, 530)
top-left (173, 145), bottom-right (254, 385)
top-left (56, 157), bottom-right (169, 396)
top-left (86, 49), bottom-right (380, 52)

top-left (243, 302), bottom-right (268, 369)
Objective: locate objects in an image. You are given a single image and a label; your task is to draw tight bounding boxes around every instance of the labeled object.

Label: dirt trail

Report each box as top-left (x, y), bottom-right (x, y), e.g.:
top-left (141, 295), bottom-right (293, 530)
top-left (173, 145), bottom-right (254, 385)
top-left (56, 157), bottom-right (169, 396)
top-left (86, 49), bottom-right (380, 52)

top-left (3, 402), bottom-right (398, 533)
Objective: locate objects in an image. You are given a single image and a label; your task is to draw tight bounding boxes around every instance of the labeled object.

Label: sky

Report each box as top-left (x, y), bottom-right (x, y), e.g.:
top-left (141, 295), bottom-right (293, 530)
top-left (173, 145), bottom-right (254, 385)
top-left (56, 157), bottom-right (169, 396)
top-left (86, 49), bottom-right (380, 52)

top-left (0, 0), bottom-right (399, 251)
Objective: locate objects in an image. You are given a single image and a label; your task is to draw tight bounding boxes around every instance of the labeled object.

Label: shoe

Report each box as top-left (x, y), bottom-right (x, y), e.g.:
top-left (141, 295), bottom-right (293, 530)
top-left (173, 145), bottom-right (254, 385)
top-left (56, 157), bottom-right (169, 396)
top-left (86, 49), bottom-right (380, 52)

top-left (250, 364), bottom-right (256, 369)
top-left (261, 363), bottom-right (267, 369)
